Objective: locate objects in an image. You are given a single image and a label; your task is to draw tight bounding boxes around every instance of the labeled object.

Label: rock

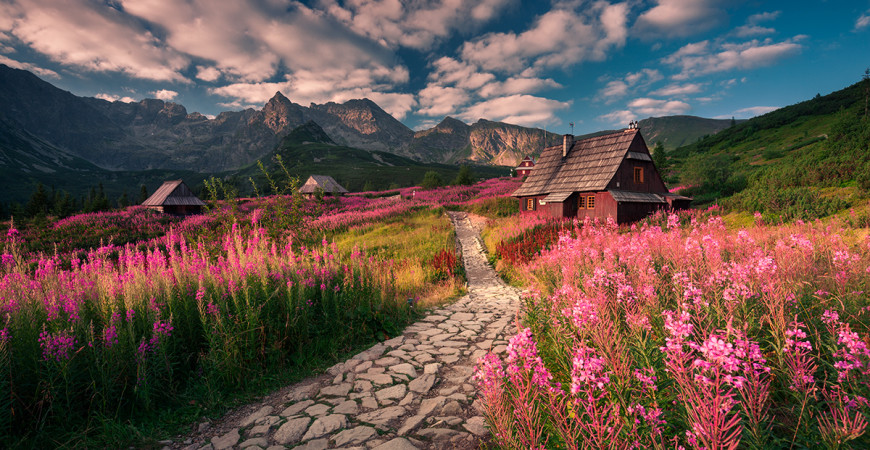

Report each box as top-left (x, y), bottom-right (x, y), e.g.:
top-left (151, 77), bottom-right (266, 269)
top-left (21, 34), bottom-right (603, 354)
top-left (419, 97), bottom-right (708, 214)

top-left (248, 423), bottom-right (272, 436)
top-left (319, 383), bottom-right (352, 397)
top-left (356, 373), bottom-right (393, 385)
top-left (440, 400), bottom-right (462, 416)
top-left (293, 438), bottom-right (328, 450)
top-left (281, 400), bottom-right (314, 417)
top-left (441, 355), bottom-right (460, 364)
top-left (327, 362), bottom-right (346, 376)
top-left (416, 428), bottom-right (464, 441)
top-left (463, 416), bottom-right (487, 436)
top-left (374, 356), bottom-right (401, 366)
top-left (408, 374), bottom-right (436, 394)
top-left (397, 414), bottom-right (426, 435)
top-left (333, 400), bottom-right (359, 415)
top-left (423, 363), bottom-right (440, 375)
top-left (361, 397), bottom-right (378, 410)
top-left (388, 363), bottom-right (418, 378)
top-left (398, 392), bottom-right (415, 406)
top-left (286, 383), bottom-right (320, 402)
top-left (354, 379), bottom-right (373, 393)
top-left (305, 403), bottom-right (331, 416)
top-left (372, 437), bottom-right (419, 450)
top-left (357, 406), bottom-right (406, 426)
top-left (210, 429), bottom-right (240, 450)
top-left (332, 426), bottom-right (378, 446)
top-left (418, 397), bottom-right (446, 417)
top-left (412, 353), bottom-right (435, 364)
top-left (197, 421), bottom-right (211, 433)
top-left (375, 384), bottom-right (407, 404)
top-left (452, 312), bottom-right (474, 321)
top-left (238, 437), bottom-right (268, 448)
top-left (273, 417), bottom-right (311, 445)
top-left (301, 414), bottom-right (348, 441)
top-left (384, 336), bottom-right (405, 347)
top-left (353, 360), bottom-right (373, 372)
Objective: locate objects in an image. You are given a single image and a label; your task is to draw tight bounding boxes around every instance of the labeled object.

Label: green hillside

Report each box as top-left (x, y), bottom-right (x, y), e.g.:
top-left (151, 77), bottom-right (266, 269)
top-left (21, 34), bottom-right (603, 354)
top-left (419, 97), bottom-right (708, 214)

top-left (669, 79), bottom-right (870, 221)
top-left (236, 122), bottom-right (510, 194)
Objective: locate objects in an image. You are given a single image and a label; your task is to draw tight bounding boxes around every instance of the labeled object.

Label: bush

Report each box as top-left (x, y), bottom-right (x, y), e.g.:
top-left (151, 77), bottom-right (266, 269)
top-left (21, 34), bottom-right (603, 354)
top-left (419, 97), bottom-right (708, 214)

top-left (421, 171), bottom-right (443, 189)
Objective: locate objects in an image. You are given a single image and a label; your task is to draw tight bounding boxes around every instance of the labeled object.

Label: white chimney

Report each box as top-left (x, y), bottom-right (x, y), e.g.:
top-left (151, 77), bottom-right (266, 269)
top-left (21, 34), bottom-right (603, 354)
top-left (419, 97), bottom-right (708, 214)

top-left (563, 134), bottom-right (573, 157)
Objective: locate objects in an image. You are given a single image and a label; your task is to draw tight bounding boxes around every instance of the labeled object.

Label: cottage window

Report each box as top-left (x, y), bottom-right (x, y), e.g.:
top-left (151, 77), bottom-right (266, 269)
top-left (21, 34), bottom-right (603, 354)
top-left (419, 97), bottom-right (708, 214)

top-left (578, 195), bottom-right (586, 209)
top-left (634, 167), bottom-right (644, 183)
top-left (587, 195), bottom-right (595, 209)
top-left (526, 198), bottom-right (535, 210)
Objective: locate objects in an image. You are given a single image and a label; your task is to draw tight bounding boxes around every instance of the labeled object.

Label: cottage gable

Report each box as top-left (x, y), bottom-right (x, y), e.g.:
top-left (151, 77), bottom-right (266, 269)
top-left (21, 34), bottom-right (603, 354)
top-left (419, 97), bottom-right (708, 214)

top-left (141, 180), bottom-right (205, 215)
top-left (299, 175), bottom-right (348, 196)
top-left (512, 128), bottom-right (688, 223)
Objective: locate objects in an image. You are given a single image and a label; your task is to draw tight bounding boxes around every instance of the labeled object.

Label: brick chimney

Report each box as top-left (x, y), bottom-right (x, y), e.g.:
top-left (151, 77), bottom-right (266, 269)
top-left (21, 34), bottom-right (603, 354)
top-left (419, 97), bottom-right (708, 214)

top-left (562, 134), bottom-right (573, 157)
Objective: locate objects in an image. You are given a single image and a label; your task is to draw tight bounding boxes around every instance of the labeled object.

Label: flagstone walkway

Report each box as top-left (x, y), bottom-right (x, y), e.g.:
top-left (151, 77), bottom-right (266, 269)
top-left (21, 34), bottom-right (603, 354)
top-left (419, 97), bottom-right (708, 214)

top-left (168, 211), bottom-right (519, 450)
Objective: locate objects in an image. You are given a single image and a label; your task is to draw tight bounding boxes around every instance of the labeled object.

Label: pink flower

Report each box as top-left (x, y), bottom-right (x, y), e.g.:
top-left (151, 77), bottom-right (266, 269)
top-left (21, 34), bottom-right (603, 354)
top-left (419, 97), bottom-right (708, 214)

top-left (38, 329), bottom-right (76, 363)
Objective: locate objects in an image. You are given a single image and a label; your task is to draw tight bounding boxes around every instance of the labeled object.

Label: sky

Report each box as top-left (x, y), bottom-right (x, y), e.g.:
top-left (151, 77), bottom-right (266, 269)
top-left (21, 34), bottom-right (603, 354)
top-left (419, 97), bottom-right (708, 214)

top-left (1, 0), bottom-right (868, 135)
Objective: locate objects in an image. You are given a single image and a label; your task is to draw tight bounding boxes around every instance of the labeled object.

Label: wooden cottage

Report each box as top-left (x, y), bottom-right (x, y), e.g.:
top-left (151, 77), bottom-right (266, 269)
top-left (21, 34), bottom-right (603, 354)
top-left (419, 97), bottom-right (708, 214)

top-left (141, 180), bottom-right (206, 215)
top-left (511, 128), bottom-right (689, 224)
top-left (515, 156), bottom-right (536, 178)
top-left (299, 175), bottom-right (348, 199)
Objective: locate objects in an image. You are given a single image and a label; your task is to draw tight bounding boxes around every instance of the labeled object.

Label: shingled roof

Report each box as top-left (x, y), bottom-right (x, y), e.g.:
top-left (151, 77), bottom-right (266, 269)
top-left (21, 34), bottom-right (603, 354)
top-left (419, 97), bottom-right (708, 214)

top-left (299, 175), bottom-right (348, 194)
top-left (512, 129), bottom-right (641, 197)
top-left (141, 180), bottom-right (205, 206)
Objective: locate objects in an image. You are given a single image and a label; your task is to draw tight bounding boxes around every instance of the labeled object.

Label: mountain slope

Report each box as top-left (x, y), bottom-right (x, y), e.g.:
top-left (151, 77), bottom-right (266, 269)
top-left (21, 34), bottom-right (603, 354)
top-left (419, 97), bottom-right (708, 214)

top-left (638, 116), bottom-right (742, 150)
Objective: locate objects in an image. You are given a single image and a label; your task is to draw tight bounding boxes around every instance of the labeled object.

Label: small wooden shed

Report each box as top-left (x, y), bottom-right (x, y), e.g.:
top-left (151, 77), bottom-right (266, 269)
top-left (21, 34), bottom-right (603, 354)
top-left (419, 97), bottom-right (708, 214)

top-left (512, 128), bottom-right (689, 224)
top-left (299, 175), bottom-right (348, 199)
top-left (515, 156), bottom-right (535, 178)
top-left (141, 180), bottom-right (206, 215)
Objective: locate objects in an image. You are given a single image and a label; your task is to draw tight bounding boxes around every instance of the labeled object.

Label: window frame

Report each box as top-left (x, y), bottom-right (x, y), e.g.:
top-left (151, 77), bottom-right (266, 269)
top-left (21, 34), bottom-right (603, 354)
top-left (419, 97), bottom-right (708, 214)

top-left (578, 195), bottom-right (586, 209)
top-left (586, 195), bottom-right (595, 209)
top-left (526, 198), bottom-right (535, 211)
top-left (634, 166), bottom-right (644, 184)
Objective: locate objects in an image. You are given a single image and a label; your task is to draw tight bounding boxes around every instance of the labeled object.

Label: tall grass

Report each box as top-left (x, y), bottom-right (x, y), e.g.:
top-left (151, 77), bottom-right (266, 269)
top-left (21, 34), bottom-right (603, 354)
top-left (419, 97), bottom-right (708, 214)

top-left (476, 209), bottom-right (870, 448)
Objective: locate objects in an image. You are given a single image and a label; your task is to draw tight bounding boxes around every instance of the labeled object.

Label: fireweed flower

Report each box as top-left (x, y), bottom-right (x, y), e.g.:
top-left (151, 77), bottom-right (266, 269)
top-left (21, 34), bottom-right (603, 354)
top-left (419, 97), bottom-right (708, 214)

top-left (570, 346), bottom-right (610, 395)
top-left (505, 328), bottom-right (556, 390)
top-left (38, 329), bottom-right (76, 363)
top-left (103, 324), bottom-right (119, 348)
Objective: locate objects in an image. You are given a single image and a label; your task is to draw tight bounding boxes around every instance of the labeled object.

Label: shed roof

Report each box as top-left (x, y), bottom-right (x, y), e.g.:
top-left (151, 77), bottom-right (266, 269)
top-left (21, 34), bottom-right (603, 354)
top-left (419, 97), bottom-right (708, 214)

top-left (141, 180), bottom-right (206, 206)
top-left (609, 190), bottom-right (666, 203)
top-left (299, 175), bottom-right (348, 194)
top-left (542, 192), bottom-right (573, 203)
top-left (512, 129), bottom-right (640, 197)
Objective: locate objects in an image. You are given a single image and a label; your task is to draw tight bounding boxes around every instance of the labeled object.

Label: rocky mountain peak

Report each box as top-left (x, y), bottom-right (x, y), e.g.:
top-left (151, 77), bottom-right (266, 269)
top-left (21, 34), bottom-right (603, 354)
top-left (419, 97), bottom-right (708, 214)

top-left (262, 91), bottom-right (304, 133)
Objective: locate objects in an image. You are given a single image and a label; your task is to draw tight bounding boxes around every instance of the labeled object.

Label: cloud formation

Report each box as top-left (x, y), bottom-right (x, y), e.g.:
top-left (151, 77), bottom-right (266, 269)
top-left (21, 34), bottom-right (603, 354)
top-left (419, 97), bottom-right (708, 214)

top-left (460, 2), bottom-right (628, 74)
top-left (95, 93), bottom-right (136, 103)
top-left (664, 37), bottom-right (803, 80)
top-left (152, 89), bottom-right (178, 101)
top-left (321, 0), bottom-right (512, 50)
top-left (0, 54), bottom-right (58, 78)
top-left (856, 10), bottom-right (870, 31)
top-left (633, 0), bottom-right (724, 38)
top-left (457, 94), bottom-right (570, 126)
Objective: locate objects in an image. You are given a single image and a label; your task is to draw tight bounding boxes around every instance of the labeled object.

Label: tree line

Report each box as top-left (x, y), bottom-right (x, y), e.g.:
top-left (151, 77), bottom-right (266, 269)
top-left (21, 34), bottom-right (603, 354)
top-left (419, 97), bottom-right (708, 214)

top-left (0, 183), bottom-right (150, 220)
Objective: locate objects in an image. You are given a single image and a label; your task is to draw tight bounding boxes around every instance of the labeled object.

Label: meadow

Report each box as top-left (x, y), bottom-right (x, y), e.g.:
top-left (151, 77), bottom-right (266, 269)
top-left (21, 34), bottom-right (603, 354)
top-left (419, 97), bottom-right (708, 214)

top-left (476, 209), bottom-right (870, 449)
top-left (0, 178), bottom-right (521, 447)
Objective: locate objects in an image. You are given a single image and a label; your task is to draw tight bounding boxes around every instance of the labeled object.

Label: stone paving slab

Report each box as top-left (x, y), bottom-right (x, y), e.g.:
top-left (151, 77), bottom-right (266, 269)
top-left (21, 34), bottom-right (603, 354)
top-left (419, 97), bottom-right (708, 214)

top-left (166, 212), bottom-right (518, 450)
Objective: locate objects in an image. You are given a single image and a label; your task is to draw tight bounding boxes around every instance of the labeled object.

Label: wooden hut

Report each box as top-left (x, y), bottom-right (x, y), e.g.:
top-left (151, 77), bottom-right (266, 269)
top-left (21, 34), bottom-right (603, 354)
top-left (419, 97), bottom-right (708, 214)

top-left (299, 175), bottom-right (348, 199)
top-left (511, 128), bottom-right (689, 224)
top-left (515, 156), bottom-right (536, 178)
top-left (141, 180), bottom-right (205, 215)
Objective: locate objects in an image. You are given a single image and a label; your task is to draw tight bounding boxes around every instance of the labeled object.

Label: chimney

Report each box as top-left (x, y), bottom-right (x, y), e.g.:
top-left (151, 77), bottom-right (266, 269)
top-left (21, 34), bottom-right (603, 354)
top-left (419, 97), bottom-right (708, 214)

top-left (563, 134), bottom-right (573, 157)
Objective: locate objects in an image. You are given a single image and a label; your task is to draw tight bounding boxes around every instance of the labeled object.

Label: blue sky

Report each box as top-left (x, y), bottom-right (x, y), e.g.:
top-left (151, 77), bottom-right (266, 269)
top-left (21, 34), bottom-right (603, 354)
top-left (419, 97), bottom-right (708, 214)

top-left (1, 0), bottom-right (868, 135)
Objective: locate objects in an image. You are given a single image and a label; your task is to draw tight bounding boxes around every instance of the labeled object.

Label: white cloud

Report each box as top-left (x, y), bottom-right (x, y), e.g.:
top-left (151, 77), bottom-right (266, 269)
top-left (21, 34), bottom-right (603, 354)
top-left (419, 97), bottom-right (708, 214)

top-left (733, 105), bottom-right (779, 117)
top-left (1, 0), bottom-right (189, 82)
top-left (457, 94), bottom-right (570, 127)
top-left (633, 0), bottom-right (724, 38)
top-left (152, 89), bottom-right (178, 101)
top-left (418, 85), bottom-right (469, 117)
top-left (856, 10), bottom-right (870, 31)
top-left (628, 97), bottom-right (691, 116)
top-left (599, 109), bottom-right (636, 126)
top-left (321, 0), bottom-right (513, 50)
top-left (460, 2), bottom-right (628, 74)
top-left (478, 76), bottom-right (561, 98)
top-left (196, 65), bottom-right (221, 82)
top-left (733, 10), bottom-right (779, 37)
top-left (650, 83), bottom-right (704, 96)
top-left (428, 57), bottom-right (495, 91)
top-left (597, 68), bottom-right (662, 102)
top-left (95, 93), bottom-right (136, 103)
top-left (664, 37), bottom-right (803, 80)
top-left (0, 54), bottom-right (59, 78)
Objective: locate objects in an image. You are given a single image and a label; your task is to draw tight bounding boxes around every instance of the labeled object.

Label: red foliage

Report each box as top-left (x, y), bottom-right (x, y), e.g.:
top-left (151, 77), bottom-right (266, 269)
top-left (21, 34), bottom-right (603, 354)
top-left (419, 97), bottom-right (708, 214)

top-left (496, 221), bottom-right (572, 265)
top-left (431, 248), bottom-right (458, 279)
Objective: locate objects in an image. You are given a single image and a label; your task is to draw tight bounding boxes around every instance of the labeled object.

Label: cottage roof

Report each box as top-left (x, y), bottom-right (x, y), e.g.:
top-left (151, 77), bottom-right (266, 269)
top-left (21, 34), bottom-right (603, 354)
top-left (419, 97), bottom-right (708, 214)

top-left (609, 190), bottom-right (665, 203)
top-left (512, 129), bottom-right (641, 197)
top-left (299, 175), bottom-right (348, 194)
top-left (141, 180), bottom-right (206, 206)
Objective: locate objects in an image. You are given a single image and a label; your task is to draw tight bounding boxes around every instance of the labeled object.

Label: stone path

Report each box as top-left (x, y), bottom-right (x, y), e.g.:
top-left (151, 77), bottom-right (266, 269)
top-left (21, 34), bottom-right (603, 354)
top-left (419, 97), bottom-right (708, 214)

top-left (167, 211), bottom-right (519, 450)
